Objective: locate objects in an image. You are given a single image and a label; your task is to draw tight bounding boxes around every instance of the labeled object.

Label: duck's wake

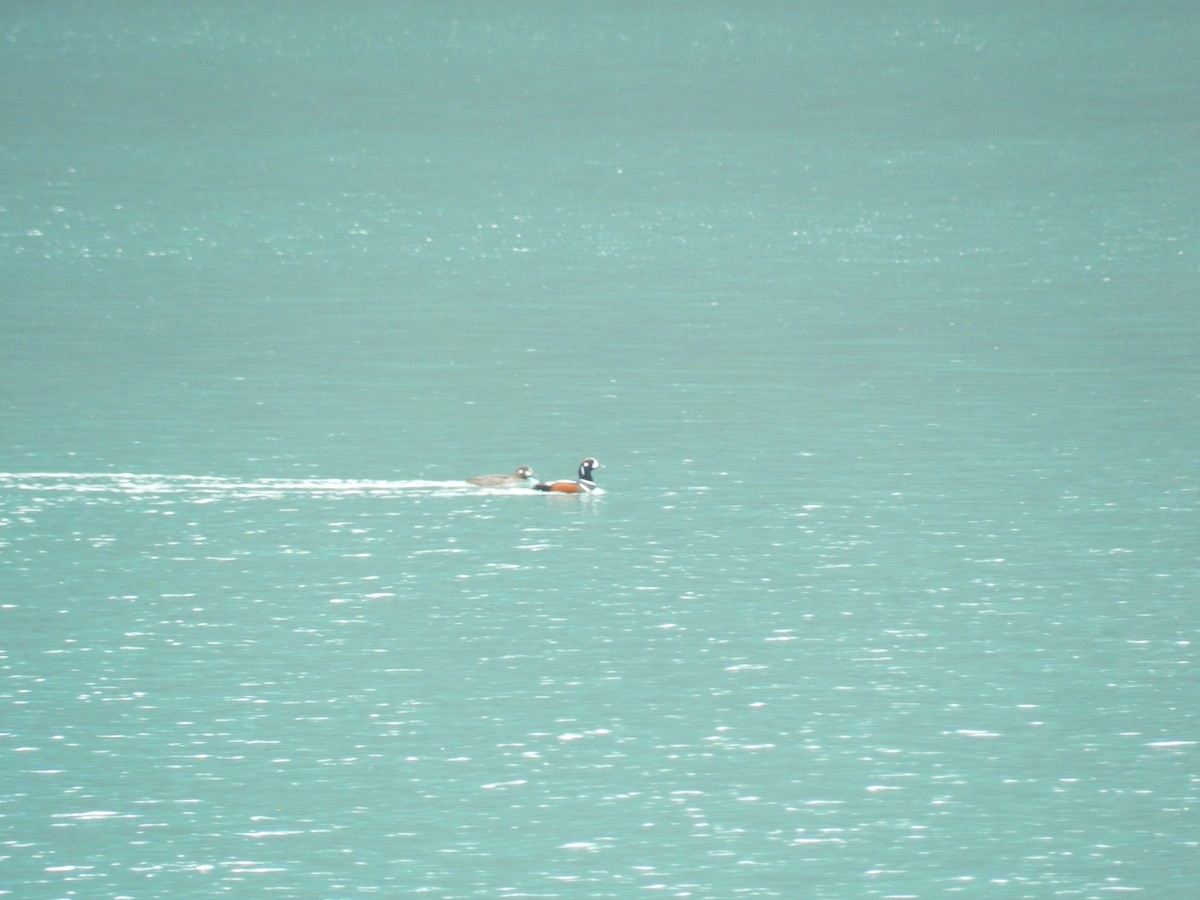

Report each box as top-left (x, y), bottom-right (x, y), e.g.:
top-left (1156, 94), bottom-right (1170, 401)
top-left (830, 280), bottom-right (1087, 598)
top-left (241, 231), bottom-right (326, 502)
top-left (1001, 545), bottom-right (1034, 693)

top-left (0, 472), bottom-right (527, 501)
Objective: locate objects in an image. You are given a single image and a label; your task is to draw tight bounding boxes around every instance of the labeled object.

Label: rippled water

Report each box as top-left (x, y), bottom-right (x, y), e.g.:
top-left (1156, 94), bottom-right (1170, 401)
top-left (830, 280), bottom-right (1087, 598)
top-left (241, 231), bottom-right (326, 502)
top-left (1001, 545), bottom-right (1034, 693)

top-left (3, 2), bottom-right (1198, 897)
top-left (3, 459), bottom-right (1195, 896)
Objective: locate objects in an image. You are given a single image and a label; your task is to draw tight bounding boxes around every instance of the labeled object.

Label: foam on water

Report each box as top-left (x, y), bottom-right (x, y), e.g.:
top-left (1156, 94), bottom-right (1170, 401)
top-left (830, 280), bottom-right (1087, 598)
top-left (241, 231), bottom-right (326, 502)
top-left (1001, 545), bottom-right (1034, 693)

top-left (0, 472), bottom-right (565, 500)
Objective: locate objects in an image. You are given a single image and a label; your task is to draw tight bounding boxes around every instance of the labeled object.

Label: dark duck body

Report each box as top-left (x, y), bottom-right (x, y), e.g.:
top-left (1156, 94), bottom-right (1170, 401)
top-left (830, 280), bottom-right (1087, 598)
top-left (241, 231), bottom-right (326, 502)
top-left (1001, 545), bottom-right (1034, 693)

top-left (534, 458), bottom-right (602, 494)
top-left (466, 465), bottom-right (536, 487)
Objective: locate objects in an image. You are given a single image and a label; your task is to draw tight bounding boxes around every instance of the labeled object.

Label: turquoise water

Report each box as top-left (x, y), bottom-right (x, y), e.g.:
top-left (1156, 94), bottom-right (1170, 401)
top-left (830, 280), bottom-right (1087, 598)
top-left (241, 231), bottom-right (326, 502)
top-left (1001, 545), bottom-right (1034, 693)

top-left (2, 3), bottom-right (1197, 897)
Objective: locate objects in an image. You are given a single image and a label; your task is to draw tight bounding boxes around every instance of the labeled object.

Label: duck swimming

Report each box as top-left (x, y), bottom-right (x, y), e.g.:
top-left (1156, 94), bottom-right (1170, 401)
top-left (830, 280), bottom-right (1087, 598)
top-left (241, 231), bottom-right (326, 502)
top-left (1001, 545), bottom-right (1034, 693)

top-left (533, 458), bottom-right (601, 494)
top-left (466, 465), bottom-right (536, 487)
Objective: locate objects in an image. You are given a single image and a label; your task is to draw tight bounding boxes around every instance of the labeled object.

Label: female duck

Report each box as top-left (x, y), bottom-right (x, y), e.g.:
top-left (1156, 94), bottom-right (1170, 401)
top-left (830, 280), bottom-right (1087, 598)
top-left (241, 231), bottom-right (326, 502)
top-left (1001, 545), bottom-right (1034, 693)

top-left (466, 465), bottom-right (536, 488)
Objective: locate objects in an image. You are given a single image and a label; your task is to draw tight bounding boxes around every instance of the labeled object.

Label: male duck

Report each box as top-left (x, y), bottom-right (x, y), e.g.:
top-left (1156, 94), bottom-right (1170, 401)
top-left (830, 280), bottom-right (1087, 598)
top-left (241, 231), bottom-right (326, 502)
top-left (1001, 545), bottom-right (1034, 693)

top-left (466, 465), bottom-right (536, 487)
top-left (533, 458), bottom-right (602, 493)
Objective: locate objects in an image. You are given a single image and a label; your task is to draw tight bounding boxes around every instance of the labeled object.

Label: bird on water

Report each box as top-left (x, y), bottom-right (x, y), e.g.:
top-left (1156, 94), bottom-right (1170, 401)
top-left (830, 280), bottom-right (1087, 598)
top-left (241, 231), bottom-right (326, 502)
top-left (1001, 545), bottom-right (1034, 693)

top-left (466, 466), bottom-right (536, 487)
top-left (533, 458), bottom-right (602, 494)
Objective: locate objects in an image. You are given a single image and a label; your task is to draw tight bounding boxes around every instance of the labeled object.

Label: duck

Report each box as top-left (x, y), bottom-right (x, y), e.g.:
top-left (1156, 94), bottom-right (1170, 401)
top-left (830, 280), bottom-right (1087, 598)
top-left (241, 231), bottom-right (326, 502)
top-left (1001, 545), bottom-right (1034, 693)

top-left (466, 465), bottom-right (536, 488)
top-left (533, 458), bottom-right (602, 493)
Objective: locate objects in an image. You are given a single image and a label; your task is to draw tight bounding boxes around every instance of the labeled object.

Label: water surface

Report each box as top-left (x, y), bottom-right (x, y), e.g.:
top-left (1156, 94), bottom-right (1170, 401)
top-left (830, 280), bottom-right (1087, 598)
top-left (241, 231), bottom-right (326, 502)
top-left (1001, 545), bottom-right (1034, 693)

top-left (2, 2), bottom-right (1197, 897)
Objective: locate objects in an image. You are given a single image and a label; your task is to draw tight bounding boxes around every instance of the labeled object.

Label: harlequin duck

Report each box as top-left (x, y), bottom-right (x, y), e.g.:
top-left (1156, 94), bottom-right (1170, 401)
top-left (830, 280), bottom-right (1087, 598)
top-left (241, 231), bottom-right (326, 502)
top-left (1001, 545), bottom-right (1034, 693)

top-left (466, 465), bottom-right (536, 487)
top-left (533, 458), bottom-right (602, 493)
